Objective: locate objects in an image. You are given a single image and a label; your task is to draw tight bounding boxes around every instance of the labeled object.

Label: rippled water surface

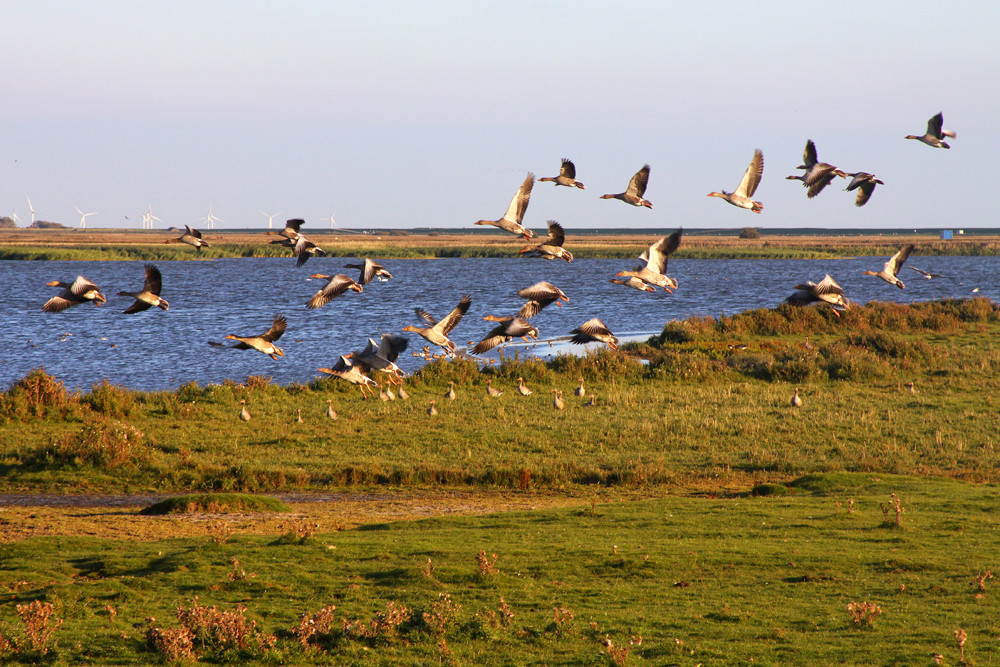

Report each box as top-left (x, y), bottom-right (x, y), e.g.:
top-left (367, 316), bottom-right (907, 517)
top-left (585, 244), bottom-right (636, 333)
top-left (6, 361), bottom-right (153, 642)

top-left (3, 255), bottom-right (994, 391)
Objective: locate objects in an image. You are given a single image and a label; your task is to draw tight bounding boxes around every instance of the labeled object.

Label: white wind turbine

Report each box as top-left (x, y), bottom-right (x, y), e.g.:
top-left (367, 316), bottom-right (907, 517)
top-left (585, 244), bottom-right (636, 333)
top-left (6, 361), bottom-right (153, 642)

top-left (200, 206), bottom-right (223, 230)
top-left (26, 195), bottom-right (36, 225)
top-left (142, 205), bottom-right (163, 230)
top-left (328, 211), bottom-right (337, 229)
top-left (75, 207), bottom-right (97, 229)
top-left (259, 210), bottom-right (281, 229)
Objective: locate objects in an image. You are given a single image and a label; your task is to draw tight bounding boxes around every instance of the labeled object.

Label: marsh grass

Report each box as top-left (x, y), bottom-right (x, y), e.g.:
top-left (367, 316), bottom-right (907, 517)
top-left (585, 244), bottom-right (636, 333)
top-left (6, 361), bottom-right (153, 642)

top-left (140, 493), bottom-right (291, 515)
top-left (4, 475), bottom-right (1000, 664)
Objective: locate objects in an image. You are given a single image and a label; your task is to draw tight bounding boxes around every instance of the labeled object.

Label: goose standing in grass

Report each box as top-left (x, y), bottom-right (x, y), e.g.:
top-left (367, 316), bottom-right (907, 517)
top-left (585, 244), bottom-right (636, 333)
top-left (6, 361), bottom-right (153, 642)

top-left (403, 294), bottom-right (472, 356)
top-left (474, 173), bottom-right (535, 239)
top-left (295, 408), bottom-right (304, 423)
top-left (486, 378), bottom-right (503, 397)
top-left (905, 112), bottom-right (956, 149)
top-left (318, 354), bottom-right (378, 398)
top-left (584, 395), bottom-right (596, 407)
top-left (552, 389), bottom-right (565, 410)
top-left (398, 386), bottom-right (410, 400)
top-left (171, 225), bottom-right (209, 250)
top-left (601, 164), bottom-right (652, 208)
top-left (344, 258), bottom-right (392, 285)
top-left (118, 264), bottom-right (169, 314)
top-left (570, 318), bottom-right (619, 350)
top-left (225, 314), bottom-right (287, 360)
top-left (427, 400), bottom-right (438, 416)
top-left (786, 140), bottom-right (846, 198)
top-left (786, 275), bottom-right (851, 316)
top-left (790, 388), bottom-right (802, 407)
top-left (707, 149), bottom-right (764, 213)
top-left (616, 229), bottom-right (682, 292)
top-left (42, 275), bottom-right (107, 312)
top-left (306, 274), bottom-right (363, 309)
top-left (445, 381), bottom-right (457, 400)
top-left (517, 377), bottom-right (533, 395)
top-left (473, 316), bottom-right (539, 354)
top-left (326, 399), bottom-right (338, 420)
top-left (539, 158), bottom-right (585, 189)
top-left (843, 172), bottom-right (884, 207)
top-left (519, 220), bottom-right (573, 262)
top-left (516, 281), bottom-right (569, 319)
top-left (575, 378), bottom-right (586, 397)
top-left (862, 244), bottom-right (914, 289)
top-left (239, 399), bottom-right (251, 422)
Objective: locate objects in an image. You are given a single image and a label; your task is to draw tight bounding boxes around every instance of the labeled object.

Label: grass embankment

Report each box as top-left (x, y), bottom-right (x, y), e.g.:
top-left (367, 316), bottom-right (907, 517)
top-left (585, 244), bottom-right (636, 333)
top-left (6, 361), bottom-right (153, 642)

top-left (4, 299), bottom-right (1000, 663)
top-left (1, 475), bottom-right (998, 664)
top-left (4, 228), bottom-right (1000, 259)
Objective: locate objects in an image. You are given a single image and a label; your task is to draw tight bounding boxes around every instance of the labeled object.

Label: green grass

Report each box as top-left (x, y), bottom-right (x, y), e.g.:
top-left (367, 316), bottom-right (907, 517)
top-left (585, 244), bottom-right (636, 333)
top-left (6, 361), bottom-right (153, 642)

top-left (140, 493), bottom-right (291, 515)
top-left (1, 475), bottom-right (998, 664)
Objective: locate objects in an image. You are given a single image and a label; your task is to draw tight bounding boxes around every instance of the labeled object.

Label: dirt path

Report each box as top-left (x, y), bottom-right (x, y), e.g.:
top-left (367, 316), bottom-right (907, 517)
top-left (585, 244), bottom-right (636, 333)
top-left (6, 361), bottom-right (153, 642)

top-left (0, 491), bottom-right (589, 543)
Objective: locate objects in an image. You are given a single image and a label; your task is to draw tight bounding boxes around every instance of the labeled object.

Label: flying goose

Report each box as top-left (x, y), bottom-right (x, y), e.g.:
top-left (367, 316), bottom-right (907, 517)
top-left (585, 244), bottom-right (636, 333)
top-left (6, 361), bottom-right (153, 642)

top-left (786, 140), bottom-right (846, 198)
top-left (516, 281), bottom-right (569, 319)
top-left (862, 245), bottom-right (914, 289)
top-left (117, 264), bottom-right (169, 314)
top-left (225, 314), bottom-right (287, 359)
top-left (306, 274), bottom-right (363, 309)
top-left (616, 228), bottom-right (682, 292)
top-left (707, 149), bottom-right (764, 213)
top-left (569, 318), bottom-right (619, 350)
top-left (843, 172), bottom-right (884, 207)
top-left (344, 258), bottom-right (393, 285)
top-left (786, 275), bottom-right (851, 315)
top-left (473, 316), bottom-right (539, 354)
top-left (905, 112), bottom-right (956, 149)
top-left (402, 294), bottom-right (472, 355)
top-left (539, 158), bottom-right (585, 189)
top-left (474, 173), bottom-right (535, 239)
top-left (174, 225), bottom-right (210, 250)
top-left (601, 164), bottom-right (652, 207)
top-left (518, 220), bottom-right (573, 262)
top-left (42, 275), bottom-right (107, 312)
top-left (318, 354), bottom-right (378, 398)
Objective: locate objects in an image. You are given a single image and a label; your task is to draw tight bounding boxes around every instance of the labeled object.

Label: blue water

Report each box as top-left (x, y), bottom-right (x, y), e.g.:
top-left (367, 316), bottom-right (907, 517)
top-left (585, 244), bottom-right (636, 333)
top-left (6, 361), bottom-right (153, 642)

top-left (2, 255), bottom-right (993, 391)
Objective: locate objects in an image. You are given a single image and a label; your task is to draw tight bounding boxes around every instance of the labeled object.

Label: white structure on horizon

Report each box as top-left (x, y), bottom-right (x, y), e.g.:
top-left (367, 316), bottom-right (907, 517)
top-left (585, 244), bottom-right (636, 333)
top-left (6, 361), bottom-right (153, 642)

top-left (75, 207), bottom-right (97, 229)
top-left (141, 205), bottom-right (163, 230)
top-left (259, 210), bottom-right (281, 229)
top-left (26, 195), bottom-right (36, 225)
top-left (200, 206), bottom-right (223, 230)
top-left (328, 211), bottom-right (337, 229)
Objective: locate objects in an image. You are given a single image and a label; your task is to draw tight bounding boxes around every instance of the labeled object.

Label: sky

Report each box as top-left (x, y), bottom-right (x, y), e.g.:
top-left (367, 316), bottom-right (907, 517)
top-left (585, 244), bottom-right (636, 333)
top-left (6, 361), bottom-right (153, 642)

top-left (1, 1), bottom-right (996, 231)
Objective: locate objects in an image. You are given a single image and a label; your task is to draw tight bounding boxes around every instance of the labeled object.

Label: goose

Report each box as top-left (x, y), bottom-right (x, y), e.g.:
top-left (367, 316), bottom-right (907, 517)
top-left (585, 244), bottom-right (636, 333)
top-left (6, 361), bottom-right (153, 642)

top-left (344, 258), bottom-right (392, 285)
top-left (269, 218), bottom-right (305, 242)
top-left (862, 245), bottom-right (914, 289)
top-left (552, 389), bottom-right (565, 410)
top-left (294, 234), bottom-right (326, 267)
top-left (444, 381), bottom-right (457, 400)
top-left (473, 316), bottom-right (538, 354)
top-left (326, 399), bottom-right (338, 420)
top-left (569, 318), bottom-right (619, 350)
top-left (485, 378), bottom-right (503, 397)
top-left (517, 377), bottom-right (533, 395)
top-left (843, 172), bottom-right (884, 207)
top-left (539, 158), bottom-right (584, 189)
top-left (474, 173), bottom-right (535, 239)
top-left (318, 354), bottom-right (379, 398)
top-left (584, 395), bottom-right (596, 407)
top-left (610, 276), bottom-right (655, 292)
top-left (786, 275), bottom-right (851, 316)
top-left (516, 281), bottom-right (569, 319)
top-left (427, 400), bottom-right (438, 416)
top-left (707, 149), bottom-right (764, 213)
top-left (790, 388), bottom-right (802, 407)
top-left (352, 333), bottom-right (409, 385)
top-left (307, 274), bottom-right (363, 309)
top-left (295, 408), bottom-right (304, 423)
top-left (225, 314), bottom-right (287, 359)
top-left (575, 378), bottom-right (586, 397)
top-left (601, 164), bottom-right (652, 207)
top-left (117, 264), bottom-right (169, 314)
top-left (786, 140), bottom-right (846, 198)
top-left (905, 112), bottom-right (955, 148)
top-left (42, 275), bottom-right (107, 312)
top-left (616, 229), bottom-right (682, 292)
top-left (239, 399), bottom-right (251, 421)
top-left (519, 220), bottom-right (573, 262)
top-left (171, 225), bottom-right (209, 250)
top-left (909, 265), bottom-right (943, 279)
top-left (402, 294), bottom-right (472, 356)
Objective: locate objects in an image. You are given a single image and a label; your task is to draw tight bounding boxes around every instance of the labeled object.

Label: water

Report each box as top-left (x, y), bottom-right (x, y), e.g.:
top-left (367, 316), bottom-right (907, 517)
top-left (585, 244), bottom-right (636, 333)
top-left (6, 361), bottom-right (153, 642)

top-left (2, 255), bottom-right (993, 391)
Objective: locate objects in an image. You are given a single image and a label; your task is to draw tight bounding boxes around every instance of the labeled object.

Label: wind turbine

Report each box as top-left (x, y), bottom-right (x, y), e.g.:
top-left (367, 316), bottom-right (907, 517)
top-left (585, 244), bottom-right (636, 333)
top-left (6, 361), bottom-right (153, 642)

top-left (10, 210), bottom-right (21, 226)
top-left (259, 210), bottom-right (281, 229)
top-left (200, 206), bottom-right (223, 230)
top-left (26, 195), bottom-right (35, 225)
top-left (142, 205), bottom-right (163, 230)
top-left (75, 207), bottom-right (97, 229)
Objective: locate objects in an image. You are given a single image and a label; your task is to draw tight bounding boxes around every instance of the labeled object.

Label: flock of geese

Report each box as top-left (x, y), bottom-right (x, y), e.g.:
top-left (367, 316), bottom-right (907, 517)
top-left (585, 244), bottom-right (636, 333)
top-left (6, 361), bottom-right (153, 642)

top-left (39, 112), bottom-right (956, 414)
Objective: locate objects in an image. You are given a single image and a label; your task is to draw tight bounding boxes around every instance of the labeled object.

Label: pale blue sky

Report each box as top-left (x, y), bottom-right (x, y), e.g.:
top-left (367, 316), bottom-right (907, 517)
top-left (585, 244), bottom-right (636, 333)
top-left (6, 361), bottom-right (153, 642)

top-left (1, 1), bottom-right (996, 230)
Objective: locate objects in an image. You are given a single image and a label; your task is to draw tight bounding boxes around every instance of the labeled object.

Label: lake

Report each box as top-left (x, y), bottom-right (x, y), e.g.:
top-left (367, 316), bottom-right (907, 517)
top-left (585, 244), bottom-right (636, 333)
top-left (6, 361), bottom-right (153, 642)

top-left (3, 255), bottom-right (992, 391)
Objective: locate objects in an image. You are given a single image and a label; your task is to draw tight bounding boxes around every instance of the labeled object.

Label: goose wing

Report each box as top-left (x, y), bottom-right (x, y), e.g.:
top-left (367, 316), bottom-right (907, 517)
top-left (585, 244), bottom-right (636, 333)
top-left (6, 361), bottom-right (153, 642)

top-left (626, 165), bottom-right (650, 197)
top-left (885, 245), bottom-right (915, 276)
top-left (517, 281), bottom-right (566, 303)
top-left (802, 140), bottom-right (818, 167)
top-left (435, 294), bottom-right (472, 335)
top-left (814, 275), bottom-right (845, 299)
top-left (377, 333), bottom-right (409, 362)
top-left (559, 158), bottom-right (576, 179)
top-left (735, 150), bottom-right (764, 197)
top-left (414, 308), bottom-right (439, 326)
top-left (142, 264), bottom-right (163, 295)
top-left (543, 220), bottom-right (565, 247)
top-left (502, 173), bottom-right (534, 224)
top-left (640, 228), bottom-right (682, 274)
top-left (927, 113), bottom-right (945, 139)
top-left (185, 225), bottom-right (202, 239)
top-left (261, 314), bottom-right (287, 342)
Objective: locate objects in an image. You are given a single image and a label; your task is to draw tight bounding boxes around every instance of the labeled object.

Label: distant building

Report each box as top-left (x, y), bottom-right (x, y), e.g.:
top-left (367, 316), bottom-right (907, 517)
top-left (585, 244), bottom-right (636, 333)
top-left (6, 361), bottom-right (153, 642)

top-left (940, 230), bottom-right (953, 240)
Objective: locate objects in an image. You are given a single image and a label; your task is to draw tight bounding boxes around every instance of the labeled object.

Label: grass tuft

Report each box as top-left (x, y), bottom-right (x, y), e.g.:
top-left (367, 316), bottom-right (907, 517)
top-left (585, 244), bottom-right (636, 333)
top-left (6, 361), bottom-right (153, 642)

top-left (140, 493), bottom-right (291, 515)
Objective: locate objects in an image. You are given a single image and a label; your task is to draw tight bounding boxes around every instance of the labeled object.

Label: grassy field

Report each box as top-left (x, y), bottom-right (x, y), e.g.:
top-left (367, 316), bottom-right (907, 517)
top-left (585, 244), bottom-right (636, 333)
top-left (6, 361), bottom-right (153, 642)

top-left (4, 227), bottom-right (1000, 259)
top-left (3, 298), bottom-right (1000, 663)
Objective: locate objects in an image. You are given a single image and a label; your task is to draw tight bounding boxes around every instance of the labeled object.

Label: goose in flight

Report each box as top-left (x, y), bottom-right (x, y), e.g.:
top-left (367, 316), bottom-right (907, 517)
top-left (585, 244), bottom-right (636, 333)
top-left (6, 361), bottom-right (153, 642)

top-left (518, 220), bottom-right (573, 262)
top-left (843, 172), bottom-right (884, 207)
top-left (539, 158), bottom-right (585, 189)
top-left (862, 245), bottom-right (914, 289)
top-left (615, 228), bottom-right (682, 292)
top-left (569, 318), bottom-right (619, 351)
top-left (905, 112), bottom-right (956, 149)
top-left (403, 294), bottom-right (472, 356)
top-left (42, 275), bottom-right (106, 312)
top-left (306, 274), bottom-right (363, 309)
top-left (707, 149), bottom-right (764, 213)
top-left (474, 173), bottom-right (535, 239)
top-left (516, 281), bottom-right (569, 319)
top-left (117, 264), bottom-right (169, 313)
top-left (601, 164), bottom-right (652, 208)
top-left (225, 314), bottom-right (287, 359)
top-left (786, 275), bottom-right (851, 316)
top-left (786, 140), bottom-right (845, 198)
